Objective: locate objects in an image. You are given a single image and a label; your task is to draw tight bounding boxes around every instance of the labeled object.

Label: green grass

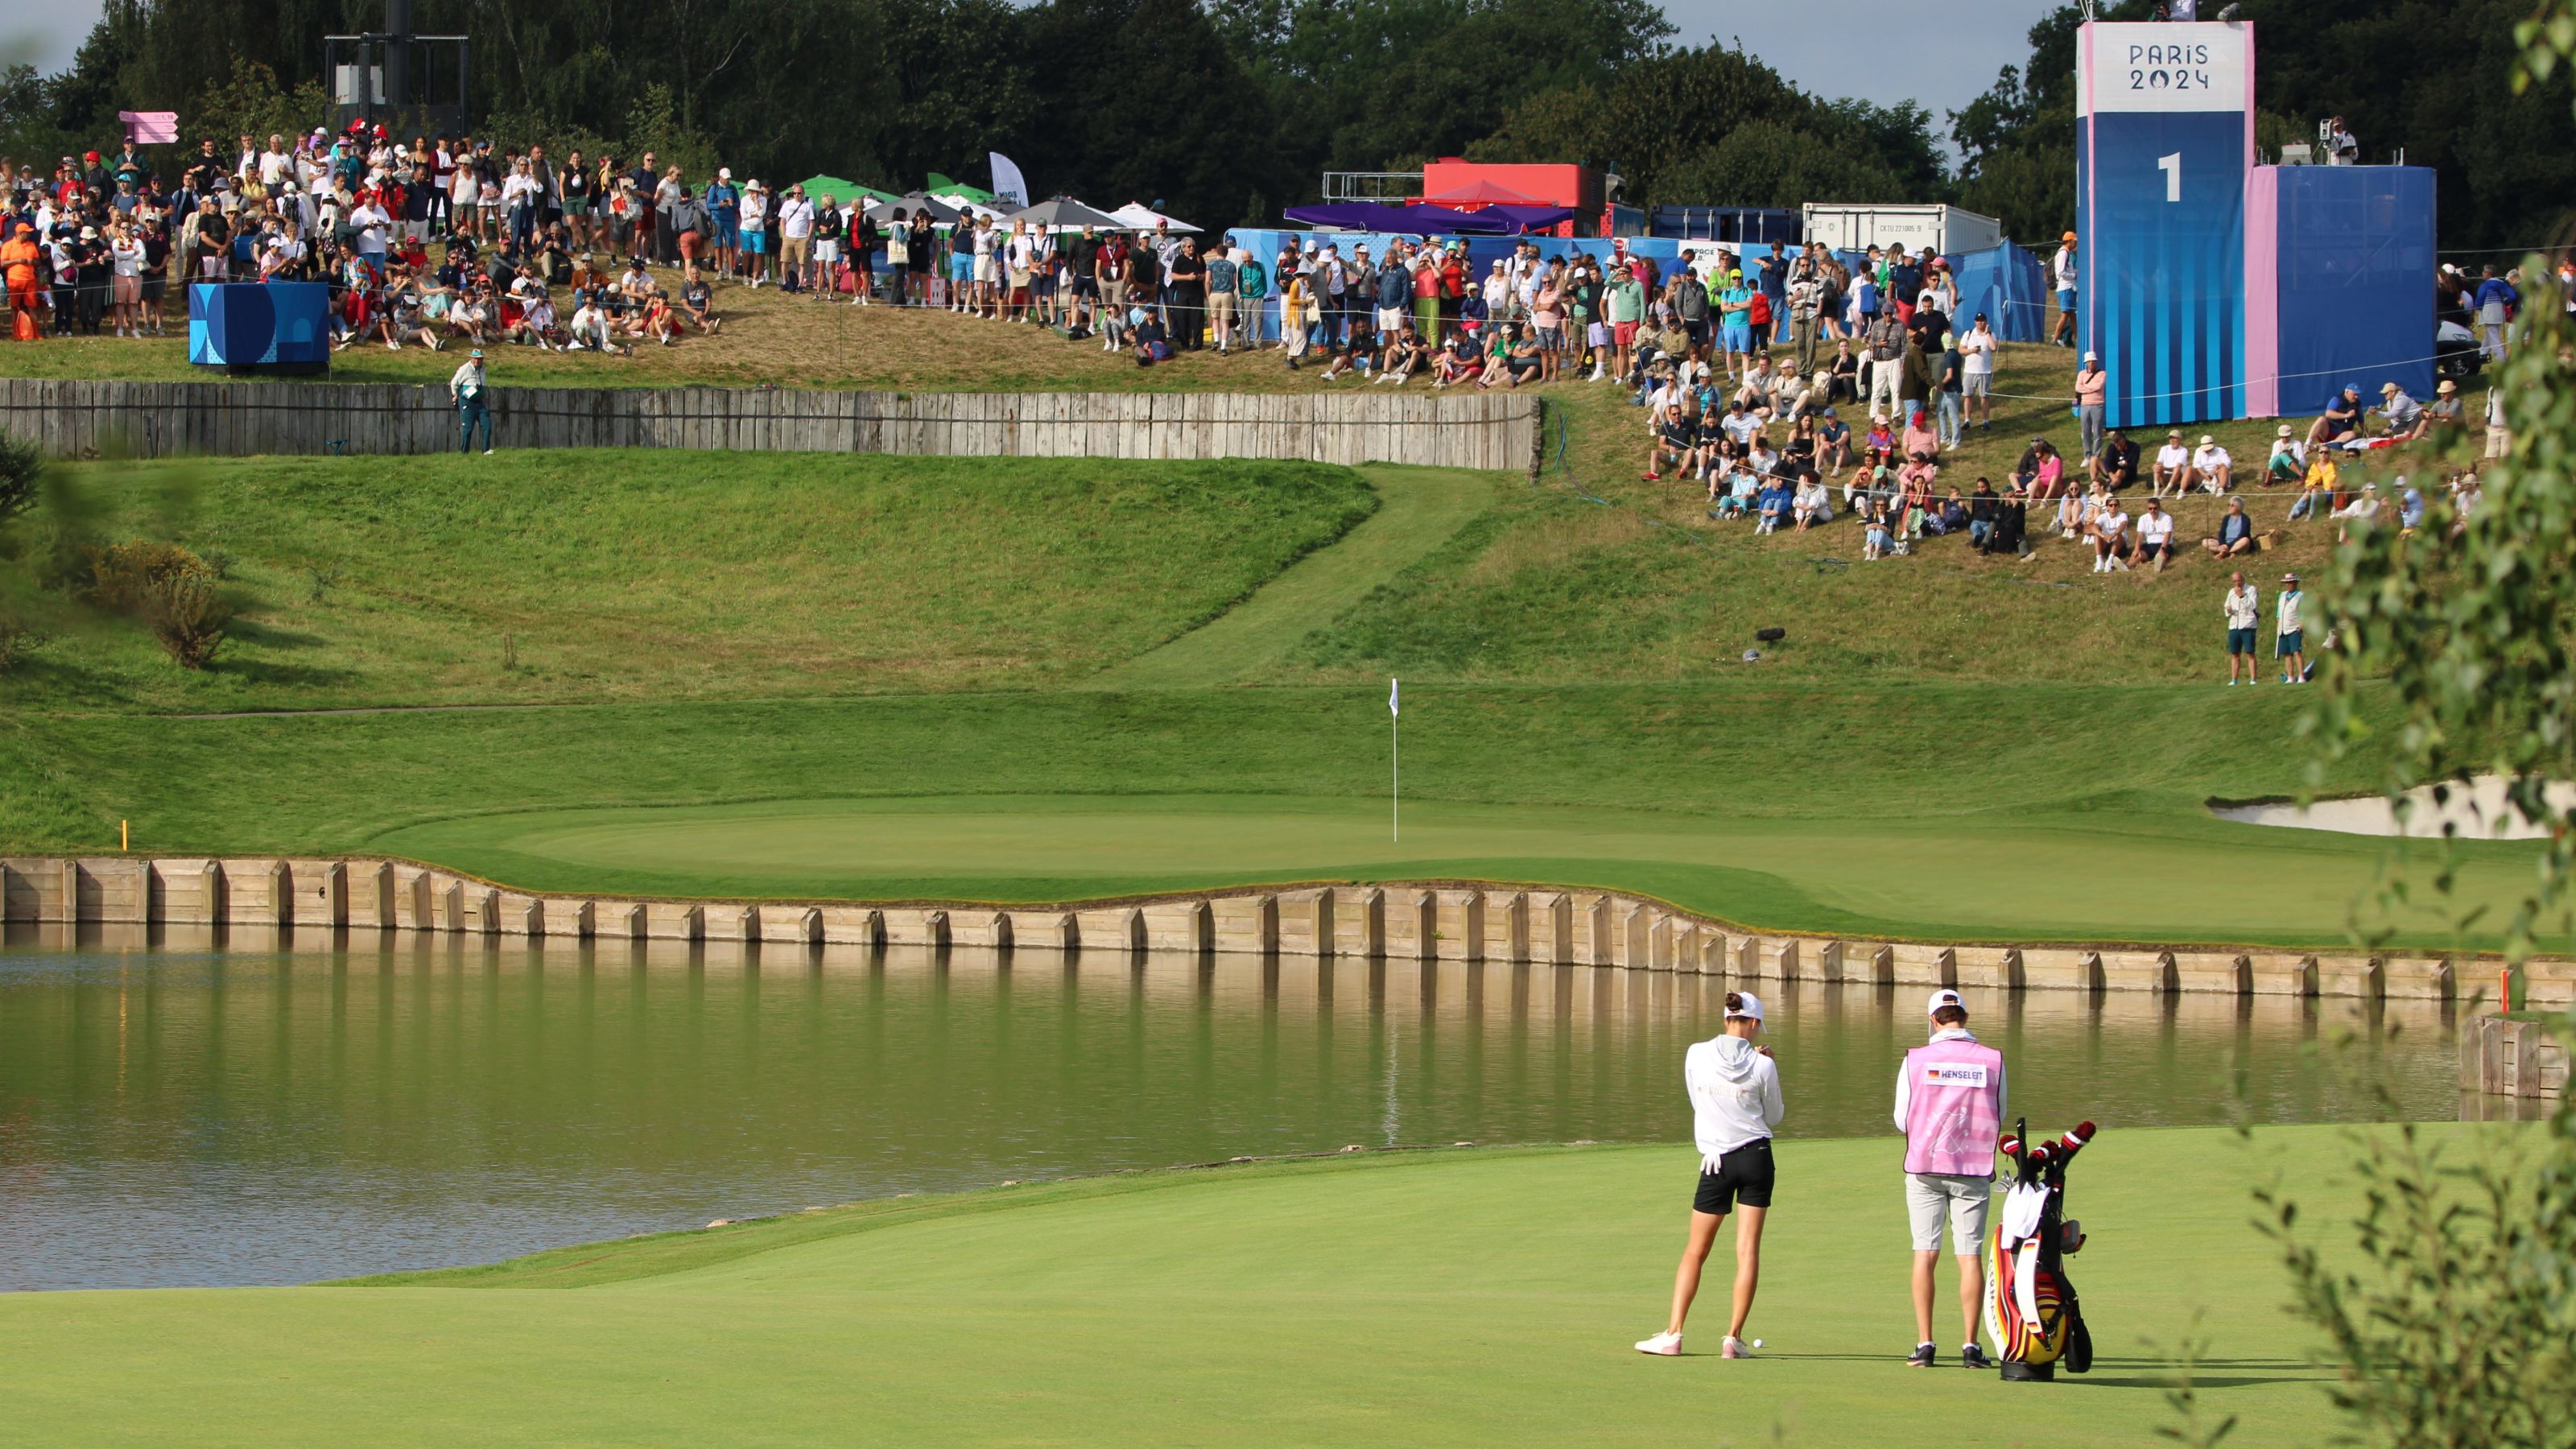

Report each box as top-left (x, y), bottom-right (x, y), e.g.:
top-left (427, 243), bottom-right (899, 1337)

top-left (10, 452), bottom-right (1375, 711)
top-left (0, 1125), bottom-right (2428, 1446)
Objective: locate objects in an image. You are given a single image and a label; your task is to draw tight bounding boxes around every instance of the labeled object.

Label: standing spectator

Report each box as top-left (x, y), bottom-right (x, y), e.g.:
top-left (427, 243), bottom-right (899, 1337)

top-left (1167, 237), bottom-right (1205, 351)
top-left (1785, 247), bottom-right (1823, 372)
top-left (2324, 117), bottom-right (2359, 165)
top-left (2486, 376), bottom-right (2511, 460)
top-left (1957, 313), bottom-right (1995, 429)
top-left (2052, 231), bottom-right (2079, 347)
top-left (777, 184), bottom-right (814, 292)
top-left (1934, 328), bottom-right (1964, 452)
top-left (1864, 305), bottom-right (1906, 420)
top-left (2275, 572), bottom-right (2307, 683)
top-left (626, 151), bottom-right (659, 266)
top-left (1604, 264), bottom-right (1644, 380)
top-left (739, 180), bottom-right (770, 288)
top-left (2223, 572), bottom-right (2260, 684)
top-left (2473, 264), bottom-right (2516, 361)
top-left (2074, 353), bottom-right (2107, 459)
top-left (450, 347), bottom-right (492, 455)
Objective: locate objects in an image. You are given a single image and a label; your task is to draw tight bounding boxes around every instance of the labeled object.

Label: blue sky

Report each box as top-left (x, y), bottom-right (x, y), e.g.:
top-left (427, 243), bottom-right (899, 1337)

top-left (1, 0), bottom-right (2061, 139)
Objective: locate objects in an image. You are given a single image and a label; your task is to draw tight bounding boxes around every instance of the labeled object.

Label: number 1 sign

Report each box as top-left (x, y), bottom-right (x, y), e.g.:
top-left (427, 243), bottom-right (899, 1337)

top-left (2074, 20), bottom-right (2253, 429)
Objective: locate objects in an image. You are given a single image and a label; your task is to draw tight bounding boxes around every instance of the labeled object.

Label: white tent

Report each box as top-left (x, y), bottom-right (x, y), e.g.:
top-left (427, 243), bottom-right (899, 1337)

top-left (1110, 202), bottom-right (1199, 233)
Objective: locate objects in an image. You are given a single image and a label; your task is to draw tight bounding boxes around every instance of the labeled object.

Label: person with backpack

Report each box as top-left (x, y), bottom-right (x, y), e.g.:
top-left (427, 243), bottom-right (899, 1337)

top-left (1897, 989), bottom-right (2005, 1369)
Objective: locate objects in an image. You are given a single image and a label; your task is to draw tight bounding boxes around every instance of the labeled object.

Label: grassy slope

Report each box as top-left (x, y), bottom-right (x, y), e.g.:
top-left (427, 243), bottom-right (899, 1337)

top-left (2, 1125), bottom-right (2416, 1447)
top-left (10, 452), bottom-right (1375, 711)
top-left (2, 312), bottom-right (2526, 947)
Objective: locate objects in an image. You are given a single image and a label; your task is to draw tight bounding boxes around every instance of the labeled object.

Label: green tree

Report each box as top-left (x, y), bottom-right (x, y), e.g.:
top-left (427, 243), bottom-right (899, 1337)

top-left (2255, 13), bottom-right (2576, 1448)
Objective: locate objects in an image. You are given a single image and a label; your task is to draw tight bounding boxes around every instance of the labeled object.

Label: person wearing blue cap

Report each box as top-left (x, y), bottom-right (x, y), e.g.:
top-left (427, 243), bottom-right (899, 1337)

top-left (1637, 990), bottom-right (1782, 1360)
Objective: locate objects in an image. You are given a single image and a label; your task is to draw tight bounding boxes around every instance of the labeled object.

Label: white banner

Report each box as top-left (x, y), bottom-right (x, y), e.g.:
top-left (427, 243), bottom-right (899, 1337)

top-left (989, 152), bottom-right (1030, 210)
top-left (2077, 22), bottom-right (2250, 115)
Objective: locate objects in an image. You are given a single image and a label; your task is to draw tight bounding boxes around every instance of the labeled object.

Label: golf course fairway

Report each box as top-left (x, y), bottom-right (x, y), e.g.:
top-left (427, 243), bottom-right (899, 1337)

top-left (369, 790), bottom-right (2545, 948)
top-left (5, 1124), bottom-right (2404, 1446)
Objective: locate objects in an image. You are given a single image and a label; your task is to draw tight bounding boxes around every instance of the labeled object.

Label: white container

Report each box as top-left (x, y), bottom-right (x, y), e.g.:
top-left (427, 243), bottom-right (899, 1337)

top-left (1799, 203), bottom-right (2005, 258)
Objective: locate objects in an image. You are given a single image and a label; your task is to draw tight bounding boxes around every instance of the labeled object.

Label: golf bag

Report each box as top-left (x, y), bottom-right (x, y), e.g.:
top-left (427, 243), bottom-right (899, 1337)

top-left (1983, 1118), bottom-right (2095, 1382)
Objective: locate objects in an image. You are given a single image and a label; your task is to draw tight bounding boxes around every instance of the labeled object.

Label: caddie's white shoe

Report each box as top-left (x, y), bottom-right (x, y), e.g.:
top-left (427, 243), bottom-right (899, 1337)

top-left (1635, 1331), bottom-right (1682, 1356)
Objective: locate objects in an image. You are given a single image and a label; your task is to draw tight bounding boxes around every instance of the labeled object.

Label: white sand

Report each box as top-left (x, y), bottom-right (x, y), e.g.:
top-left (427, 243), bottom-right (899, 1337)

top-left (2212, 775), bottom-right (2576, 840)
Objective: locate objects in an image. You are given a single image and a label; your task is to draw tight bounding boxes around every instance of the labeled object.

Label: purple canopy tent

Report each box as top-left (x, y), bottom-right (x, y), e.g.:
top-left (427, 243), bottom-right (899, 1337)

top-left (1476, 204), bottom-right (1577, 233)
top-left (1281, 201), bottom-right (1511, 236)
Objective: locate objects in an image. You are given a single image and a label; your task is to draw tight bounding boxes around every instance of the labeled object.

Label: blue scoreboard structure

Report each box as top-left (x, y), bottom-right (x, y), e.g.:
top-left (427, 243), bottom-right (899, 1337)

top-left (2074, 20), bottom-right (2252, 429)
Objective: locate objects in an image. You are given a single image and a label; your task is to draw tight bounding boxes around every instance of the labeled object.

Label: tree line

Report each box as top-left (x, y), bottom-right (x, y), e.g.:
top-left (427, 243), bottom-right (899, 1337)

top-left (1, 0), bottom-right (2566, 248)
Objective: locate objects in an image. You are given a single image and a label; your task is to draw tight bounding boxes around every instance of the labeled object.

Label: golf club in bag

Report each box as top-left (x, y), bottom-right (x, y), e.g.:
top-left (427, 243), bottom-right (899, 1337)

top-left (1983, 1118), bottom-right (2095, 1382)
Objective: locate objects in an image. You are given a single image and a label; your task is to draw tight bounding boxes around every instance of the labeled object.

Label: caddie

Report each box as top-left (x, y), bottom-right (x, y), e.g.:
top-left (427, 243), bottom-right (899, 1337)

top-left (1896, 988), bottom-right (2004, 1369)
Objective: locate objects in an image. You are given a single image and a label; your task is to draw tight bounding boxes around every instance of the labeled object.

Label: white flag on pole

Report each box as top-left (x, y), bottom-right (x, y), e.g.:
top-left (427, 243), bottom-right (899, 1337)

top-left (989, 152), bottom-right (1030, 210)
top-left (1389, 678), bottom-right (1399, 716)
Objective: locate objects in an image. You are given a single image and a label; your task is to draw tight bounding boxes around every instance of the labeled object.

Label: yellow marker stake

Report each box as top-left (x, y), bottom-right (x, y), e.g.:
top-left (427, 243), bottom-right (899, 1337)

top-left (121, 819), bottom-right (129, 852)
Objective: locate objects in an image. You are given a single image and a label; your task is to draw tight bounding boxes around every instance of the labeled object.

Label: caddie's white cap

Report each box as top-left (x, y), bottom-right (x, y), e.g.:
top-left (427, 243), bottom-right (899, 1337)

top-left (1926, 988), bottom-right (1966, 1018)
top-left (1727, 992), bottom-right (1765, 1023)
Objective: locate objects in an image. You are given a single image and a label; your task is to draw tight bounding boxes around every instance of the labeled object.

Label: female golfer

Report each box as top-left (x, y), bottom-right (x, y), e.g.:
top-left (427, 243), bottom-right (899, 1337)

top-left (1637, 991), bottom-right (1781, 1360)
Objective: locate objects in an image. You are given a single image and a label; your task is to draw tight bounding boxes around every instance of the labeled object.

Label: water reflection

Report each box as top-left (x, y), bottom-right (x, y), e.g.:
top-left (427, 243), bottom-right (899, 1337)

top-left (0, 924), bottom-right (2454, 1290)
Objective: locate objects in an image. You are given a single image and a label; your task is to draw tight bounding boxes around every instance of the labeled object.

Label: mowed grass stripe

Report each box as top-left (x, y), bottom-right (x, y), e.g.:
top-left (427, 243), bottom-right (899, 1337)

top-left (1, 1126), bottom-right (2401, 1446)
top-left (1092, 464), bottom-right (1501, 690)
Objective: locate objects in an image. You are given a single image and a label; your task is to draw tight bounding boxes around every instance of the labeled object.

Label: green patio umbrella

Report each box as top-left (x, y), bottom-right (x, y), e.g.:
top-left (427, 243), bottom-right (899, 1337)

top-left (925, 171), bottom-right (998, 204)
top-left (800, 175), bottom-right (900, 204)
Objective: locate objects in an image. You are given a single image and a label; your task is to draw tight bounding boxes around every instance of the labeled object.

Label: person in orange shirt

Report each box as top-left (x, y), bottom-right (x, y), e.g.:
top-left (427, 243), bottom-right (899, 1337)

top-left (2, 222), bottom-right (41, 341)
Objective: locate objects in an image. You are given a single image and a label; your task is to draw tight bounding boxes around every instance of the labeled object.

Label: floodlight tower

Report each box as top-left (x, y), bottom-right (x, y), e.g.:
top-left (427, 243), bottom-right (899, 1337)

top-left (323, 0), bottom-right (471, 137)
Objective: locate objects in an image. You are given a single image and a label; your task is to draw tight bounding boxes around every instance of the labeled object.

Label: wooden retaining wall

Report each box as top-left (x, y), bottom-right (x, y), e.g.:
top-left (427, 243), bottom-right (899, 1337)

top-left (0, 378), bottom-right (1542, 472)
top-left (8, 856), bottom-right (2567, 1006)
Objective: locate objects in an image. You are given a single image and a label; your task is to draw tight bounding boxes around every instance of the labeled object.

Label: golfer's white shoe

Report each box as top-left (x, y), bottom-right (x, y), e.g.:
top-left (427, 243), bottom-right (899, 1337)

top-left (1634, 1331), bottom-right (1683, 1356)
top-left (1721, 1335), bottom-right (1754, 1359)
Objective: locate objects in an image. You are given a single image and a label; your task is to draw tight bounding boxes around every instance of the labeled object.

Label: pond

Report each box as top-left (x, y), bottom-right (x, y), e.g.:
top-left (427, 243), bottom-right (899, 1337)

top-left (0, 927), bottom-right (2462, 1290)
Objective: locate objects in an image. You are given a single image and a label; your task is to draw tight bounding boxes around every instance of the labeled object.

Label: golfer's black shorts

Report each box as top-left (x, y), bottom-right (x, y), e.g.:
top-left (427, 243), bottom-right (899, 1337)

top-left (1695, 1139), bottom-right (1776, 1214)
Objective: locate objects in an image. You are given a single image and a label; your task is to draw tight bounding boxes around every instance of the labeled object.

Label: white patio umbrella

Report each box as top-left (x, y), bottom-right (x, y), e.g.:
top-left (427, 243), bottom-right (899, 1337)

top-left (1109, 202), bottom-right (1199, 233)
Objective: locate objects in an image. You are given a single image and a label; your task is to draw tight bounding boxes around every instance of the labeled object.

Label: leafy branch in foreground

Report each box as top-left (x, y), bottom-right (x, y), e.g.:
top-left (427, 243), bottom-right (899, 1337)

top-left (2260, 15), bottom-right (2576, 1449)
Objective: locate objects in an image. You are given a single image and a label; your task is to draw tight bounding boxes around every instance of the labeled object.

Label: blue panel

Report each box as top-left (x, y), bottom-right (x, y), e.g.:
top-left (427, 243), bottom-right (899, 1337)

top-left (2079, 109), bottom-right (2247, 428)
top-left (2271, 167), bottom-right (2435, 418)
top-left (187, 283), bottom-right (331, 369)
top-left (1948, 242), bottom-right (2050, 343)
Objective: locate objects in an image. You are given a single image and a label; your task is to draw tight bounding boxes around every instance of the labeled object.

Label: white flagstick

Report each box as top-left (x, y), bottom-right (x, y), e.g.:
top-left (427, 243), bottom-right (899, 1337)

top-left (1389, 677), bottom-right (1400, 844)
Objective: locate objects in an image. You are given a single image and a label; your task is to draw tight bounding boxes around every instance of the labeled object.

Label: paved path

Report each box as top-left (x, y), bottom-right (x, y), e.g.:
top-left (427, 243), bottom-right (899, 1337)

top-left (1088, 465), bottom-right (1495, 690)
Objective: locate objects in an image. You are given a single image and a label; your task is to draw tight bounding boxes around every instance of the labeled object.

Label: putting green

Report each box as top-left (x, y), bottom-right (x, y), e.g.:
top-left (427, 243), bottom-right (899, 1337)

top-left (370, 791), bottom-right (2542, 947)
top-left (3, 1126), bottom-right (2401, 1445)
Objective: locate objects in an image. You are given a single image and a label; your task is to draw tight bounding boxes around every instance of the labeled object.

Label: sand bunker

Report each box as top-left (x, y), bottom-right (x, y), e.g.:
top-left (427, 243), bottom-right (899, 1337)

top-left (2212, 775), bottom-right (2575, 840)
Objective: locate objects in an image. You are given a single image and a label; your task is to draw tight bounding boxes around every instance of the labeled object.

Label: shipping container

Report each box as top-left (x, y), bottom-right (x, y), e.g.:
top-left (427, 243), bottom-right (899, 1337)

top-left (1799, 204), bottom-right (2004, 258)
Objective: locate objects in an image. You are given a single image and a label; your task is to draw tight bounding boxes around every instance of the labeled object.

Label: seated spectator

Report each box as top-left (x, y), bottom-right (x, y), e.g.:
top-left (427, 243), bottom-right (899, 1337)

top-left (2017, 436), bottom-right (2066, 500)
top-left (2091, 492), bottom-right (2132, 572)
top-left (2152, 429), bottom-right (2190, 495)
top-left (1792, 470), bottom-right (1831, 530)
top-left (1376, 328), bottom-right (1428, 385)
top-left (1864, 412), bottom-right (1897, 456)
top-left (2188, 436), bottom-right (2232, 493)
top-left (2421, 379), bottom-right (2464, 436)
top-left (1965, 478), bottom-right (2000, 548)
top-left (2376, 381), bottom-right (2422, 438)
top-left (1817, 409), bottom-right (1851, 472)
top-left (2202, 496), bottom-right (2257, 556)
top-left (1644, 403), bottom-right (1693, 482)
top-left (1130, 310), bottom-right (1171, 365)
top-left (1901, 408), bottom-right (1938, 463)
top-left (1924, 486), bottom-right (1967, 537)
top-left (2266, 425), bottom-right (2306, 485)
top-left (1755, 474), bottom-right (1794, 535)
top-left (2398, 480), bottom-right (2427, 532)
top-left (2308, 386), bottom-right (2364, 447)
top-left (1827, 339), bottom-right (1860, 402)
top-left (1781, 415), bottom-right (1818, 476)
top-left (2056, 489), bottom-right (2087, 542)
top-left (508, 289), bottom-right (559, 349)
top-left (1844, 450), bottom-right (1896, 513)
top-left (1433, 337), bottom-right (1478, 388)
top-left (1770, 361), bottom-right (1814, 421)
top-left (1317, 345), bottom-right (1357, 381)
top-left (1862, 498), bottom-right (1893, 559)
top-left (2135, 497), bottom-right (2177, 572)
top-left (1715, 462), bottom-right (1758, 517)
top-left (679, 266), bottom-right (720, 334)
top-left (2092, 427), bottom-right (2139, 491)
top-left (2289, 450), bottom-right (2339, 520)
top-left (2332, 481), bottom-right (2381, 542)
top-left (1981, 484), bottom-right (2031, 559)
top-left (566, 292), bottom-right (621, 354)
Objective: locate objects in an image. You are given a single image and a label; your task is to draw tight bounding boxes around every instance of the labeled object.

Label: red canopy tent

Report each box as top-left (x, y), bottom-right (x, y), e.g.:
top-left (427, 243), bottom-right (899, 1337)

top-left (1419, 179), bottom-right (1545, 208)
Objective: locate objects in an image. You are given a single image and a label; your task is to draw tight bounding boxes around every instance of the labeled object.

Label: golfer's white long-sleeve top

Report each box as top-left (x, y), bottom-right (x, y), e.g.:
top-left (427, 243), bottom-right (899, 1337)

top-left (1686, 1035), bottom-right (1782, 1169)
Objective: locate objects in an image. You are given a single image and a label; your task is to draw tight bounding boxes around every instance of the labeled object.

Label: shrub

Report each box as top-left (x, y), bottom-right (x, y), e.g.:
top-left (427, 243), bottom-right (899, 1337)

top-left (0, 431), bottom-right (38, 528)
top-left (85, 539), bottom-right (233, 670)
top-left (0, 612), bottom-right (31, 674)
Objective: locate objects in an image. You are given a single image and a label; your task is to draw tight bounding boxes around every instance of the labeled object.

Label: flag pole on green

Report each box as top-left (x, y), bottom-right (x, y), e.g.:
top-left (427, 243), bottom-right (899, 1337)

top-left (1389, 679), bottom-right (1399, 844)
